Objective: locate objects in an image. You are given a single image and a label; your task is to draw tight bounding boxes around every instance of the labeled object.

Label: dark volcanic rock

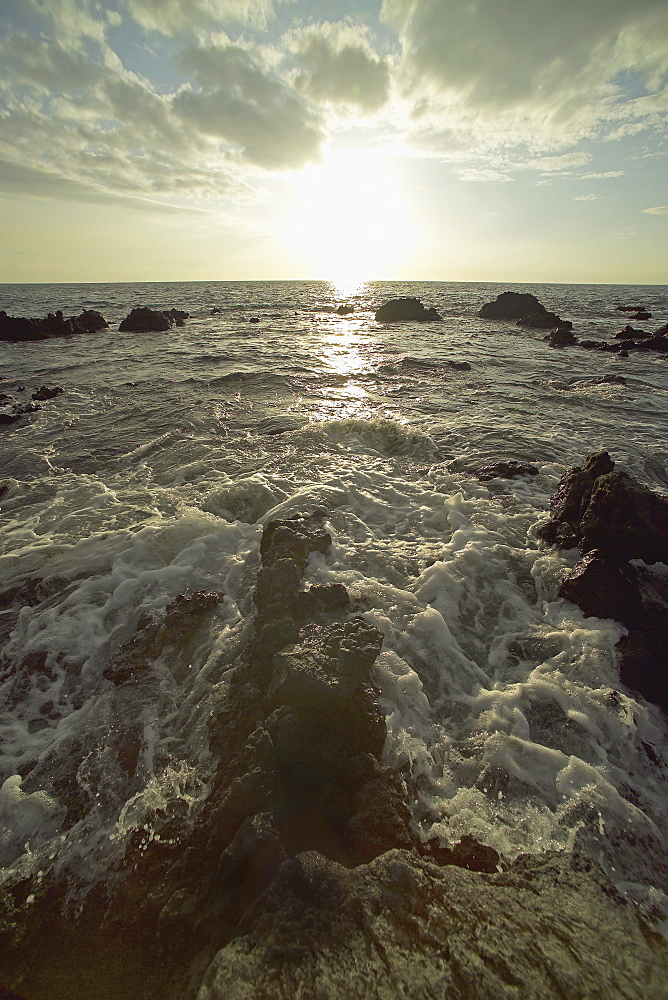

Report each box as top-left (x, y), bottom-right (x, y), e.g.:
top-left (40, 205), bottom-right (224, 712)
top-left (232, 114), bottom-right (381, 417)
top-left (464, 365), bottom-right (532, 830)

top-left (559, 552), bottom-right (643, 627)
top-left (73, 309), bottom-right (108, 332)
top-left (547, 327), bottom-right (577, 346)
top-left (478, 292), bottom-right (571, 331)
top-left (616, 325), bottom-right (646, 338)
top-left (539, 452), bottom-right (668, 711)
top-left (520, 311), bottom-right (573, 332)
top-left (32, 385), bottom-right (64, 402)
top-left (616, 304), bottom-right (646, 312)
top-left (537, 450), bottom-right (614, 546)
top-left (197, 850), bottom-right (668, 1000)
top-left (479, 291), bottom-right (547, 320)
top-left (335, 304), bottom-right (354, 315)
top-left (0, 309), bottom-right (108, 341)
top-left (631, 311), bottom-right (652, 320)
top-left (477, 460), bottom-right (539, 481)
top-left (635, 335), bottom-right (668, 353)
top-left (375, 297), bottom-right (442, 322)
top-left (119, 307), bottom-right (173, 332)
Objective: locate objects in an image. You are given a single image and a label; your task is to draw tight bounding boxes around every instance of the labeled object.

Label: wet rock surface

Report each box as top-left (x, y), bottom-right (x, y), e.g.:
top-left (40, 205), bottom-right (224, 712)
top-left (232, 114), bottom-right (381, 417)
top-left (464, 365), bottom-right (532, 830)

top-left (0, 309), bottom-right (108, 341)
top-left (2, 513), bottom-right (667, 998)
top-left (479, 291), bottom-right (572, 332)
top-left (375, 298), bottom-right (442, 322)
top-left (119, 307), bottom-right (188, 332)
top-left (477, 460), bottom-right (539, 481)
top-left (538, 452), bottom-right (668, 711)
top-left (197, 850), bottom-right (668, 1000)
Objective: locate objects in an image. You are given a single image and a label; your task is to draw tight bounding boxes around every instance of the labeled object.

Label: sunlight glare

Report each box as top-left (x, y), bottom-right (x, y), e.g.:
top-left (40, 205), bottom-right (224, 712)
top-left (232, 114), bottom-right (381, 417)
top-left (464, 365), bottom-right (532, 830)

top-left (282, 149), bottom-right (412, 286)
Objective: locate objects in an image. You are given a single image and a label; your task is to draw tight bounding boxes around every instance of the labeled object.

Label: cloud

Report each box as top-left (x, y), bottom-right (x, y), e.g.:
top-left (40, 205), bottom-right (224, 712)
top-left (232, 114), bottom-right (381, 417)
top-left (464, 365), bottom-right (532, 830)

top-left (122, 0), bottom-right (277, 34)
top-left (643, 205), bottom-right (668, 214)
top-left (0, 157), bottom-right (202, 213)
top-left (579, 170), bottom-right (625, 179)
top-left (287, 21), bottom-right (391, 113)
top-left (176, 39), bottom-right (324, 167)
top-left (382, 0), bottom-right (668, 148)
top-left (575, 194), bottom-right (597, 201)
top-left (458, 167), bottom-right (512, 183)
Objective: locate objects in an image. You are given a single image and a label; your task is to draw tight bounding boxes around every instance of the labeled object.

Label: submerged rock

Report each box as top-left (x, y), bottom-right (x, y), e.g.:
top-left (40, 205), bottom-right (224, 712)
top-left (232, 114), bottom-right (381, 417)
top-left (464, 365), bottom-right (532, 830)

top-left (477, 460), bottom-right (539, 481)
top-left (32, 385), bottom-right (64, 402)
top-left (375, 298), bottom-right (442, 322)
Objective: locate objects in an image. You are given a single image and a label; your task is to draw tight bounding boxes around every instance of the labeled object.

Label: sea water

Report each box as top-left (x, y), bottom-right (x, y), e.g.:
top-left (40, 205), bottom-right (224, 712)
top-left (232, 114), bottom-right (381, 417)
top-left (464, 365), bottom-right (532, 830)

top-left (1, 279), bottom-right (667, 930)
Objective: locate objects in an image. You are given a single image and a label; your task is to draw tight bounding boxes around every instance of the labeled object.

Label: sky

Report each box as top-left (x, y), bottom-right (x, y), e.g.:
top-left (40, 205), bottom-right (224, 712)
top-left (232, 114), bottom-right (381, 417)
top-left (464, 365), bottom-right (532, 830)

top-left (0, 0), bottom-right (667, 285)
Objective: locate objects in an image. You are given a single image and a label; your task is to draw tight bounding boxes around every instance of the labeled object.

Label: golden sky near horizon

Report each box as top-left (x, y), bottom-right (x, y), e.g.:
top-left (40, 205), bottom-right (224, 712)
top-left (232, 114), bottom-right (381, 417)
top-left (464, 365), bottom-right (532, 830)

top-left (0, 0), bottom-right (667, 284)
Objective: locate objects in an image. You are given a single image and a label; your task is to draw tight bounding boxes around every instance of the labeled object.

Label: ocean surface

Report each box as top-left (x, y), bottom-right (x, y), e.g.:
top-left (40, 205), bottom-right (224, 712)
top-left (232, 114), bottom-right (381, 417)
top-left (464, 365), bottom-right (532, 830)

top-left (1, 279), bottom-right (668, 939)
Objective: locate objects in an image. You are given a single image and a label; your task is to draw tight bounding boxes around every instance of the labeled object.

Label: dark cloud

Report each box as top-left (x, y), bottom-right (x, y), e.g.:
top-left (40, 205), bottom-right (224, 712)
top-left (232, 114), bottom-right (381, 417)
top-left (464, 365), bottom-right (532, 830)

top-left (383, 0), bottom-right (668, 145)
top-left (289, 22), bottom-right (391, 113)
top-left (176, 41), bottom-right (324, 168)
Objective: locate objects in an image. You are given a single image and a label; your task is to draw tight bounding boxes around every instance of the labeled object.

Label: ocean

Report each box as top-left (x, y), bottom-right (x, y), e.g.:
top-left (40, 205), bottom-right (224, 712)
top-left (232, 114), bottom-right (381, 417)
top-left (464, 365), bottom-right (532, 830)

top-left (1, 279), bottom-right (667, 996)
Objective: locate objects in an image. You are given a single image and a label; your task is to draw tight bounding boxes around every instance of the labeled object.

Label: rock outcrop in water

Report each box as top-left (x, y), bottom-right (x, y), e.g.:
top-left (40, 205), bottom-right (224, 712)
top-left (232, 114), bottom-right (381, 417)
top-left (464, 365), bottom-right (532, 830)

top-left (478, 291), bottom-right (572, 332)
top-left (538, 452), bottom-right (668, 711)
top-left (375, 298), bottom-right (442, 322)
top-left (2, 512), bottom-right (667, 999)
top-left (118, 307), bottom-right (187, 332)
top-left (0, 309), bottom-right (108, 341)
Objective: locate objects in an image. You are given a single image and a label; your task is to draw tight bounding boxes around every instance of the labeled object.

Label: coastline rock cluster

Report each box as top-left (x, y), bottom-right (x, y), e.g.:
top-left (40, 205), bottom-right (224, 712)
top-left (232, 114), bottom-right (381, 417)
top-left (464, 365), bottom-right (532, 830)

top-left (0, 306), bottom-right (190, 341)
top-left (3, 512), bottom-right (664, 1000)
top-left (0, 309), bottom-right (107, 342)
top-left (538, 452), bottom-right (668, 711)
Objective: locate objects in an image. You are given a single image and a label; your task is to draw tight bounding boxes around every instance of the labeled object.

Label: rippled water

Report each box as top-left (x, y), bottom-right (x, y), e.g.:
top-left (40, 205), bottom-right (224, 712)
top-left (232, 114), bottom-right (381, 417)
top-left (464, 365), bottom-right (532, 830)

top-left (1, 279), bottom-right (668, 933)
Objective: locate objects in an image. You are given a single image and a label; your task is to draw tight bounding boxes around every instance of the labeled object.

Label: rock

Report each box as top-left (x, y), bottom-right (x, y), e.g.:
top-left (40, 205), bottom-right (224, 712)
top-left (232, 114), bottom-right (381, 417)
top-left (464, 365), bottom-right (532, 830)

top-left (654, 323), bottom-right (668, 336)
top-left (615, 325), bottom-right (646, 338)
top-left (197, 850), bottom-right (668, 1000)
top-left (635, 335), bottom-right (668, 352)
top-left (0, 412), bottom-right (22, 426)
top-left (616, 304), bottom-right (646, 312)
top-left (31, 385), bottom-right (64, 401)
top-left (547, 327), bottom-right (577, 346)
top-left (375, 298), bottom-right (442, 322)
top-left (559, 552), bottom-right (643, 627)
top-left (539, 453), bottom-right (668, 711)
top-left (249, 317), bottom-right (260, 324)
top-left (521, 312), bottom-right (573, 332)
top-left (477, 460), bottom-right (539, 481)
top-left (72, 309), bottom-right (108, 332)
top-left (537, 450), bottom-right (614, 547)
top-left (335, 305), bottom-right (354, 315)
top-left (578, 469), bottom-right (668, 565)
top-left (164, 308), bottom-right (189, 327)
top-left (119, 307), bottom-right (174, 332)
top-left (479, 291), bottom-right (547, 320)
top-left (538, 452), bottom-right (668, 565)
top-left (478, 292), bottom-right (571, 331)
top-left (630, 311), bottom-right (652, 320)
top-left (0, 309), bottom-right (108, 341)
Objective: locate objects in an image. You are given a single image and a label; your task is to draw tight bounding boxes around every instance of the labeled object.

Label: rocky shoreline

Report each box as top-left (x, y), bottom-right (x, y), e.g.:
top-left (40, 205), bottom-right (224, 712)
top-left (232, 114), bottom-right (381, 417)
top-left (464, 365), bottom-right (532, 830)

top-left (1, 508), bottom-right (667, 999)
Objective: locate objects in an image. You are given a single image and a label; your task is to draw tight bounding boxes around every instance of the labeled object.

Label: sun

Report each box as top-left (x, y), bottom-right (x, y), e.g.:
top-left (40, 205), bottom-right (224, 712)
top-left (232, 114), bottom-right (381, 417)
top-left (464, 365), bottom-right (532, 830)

top-left (281, 147), bottom-right (412, 287)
